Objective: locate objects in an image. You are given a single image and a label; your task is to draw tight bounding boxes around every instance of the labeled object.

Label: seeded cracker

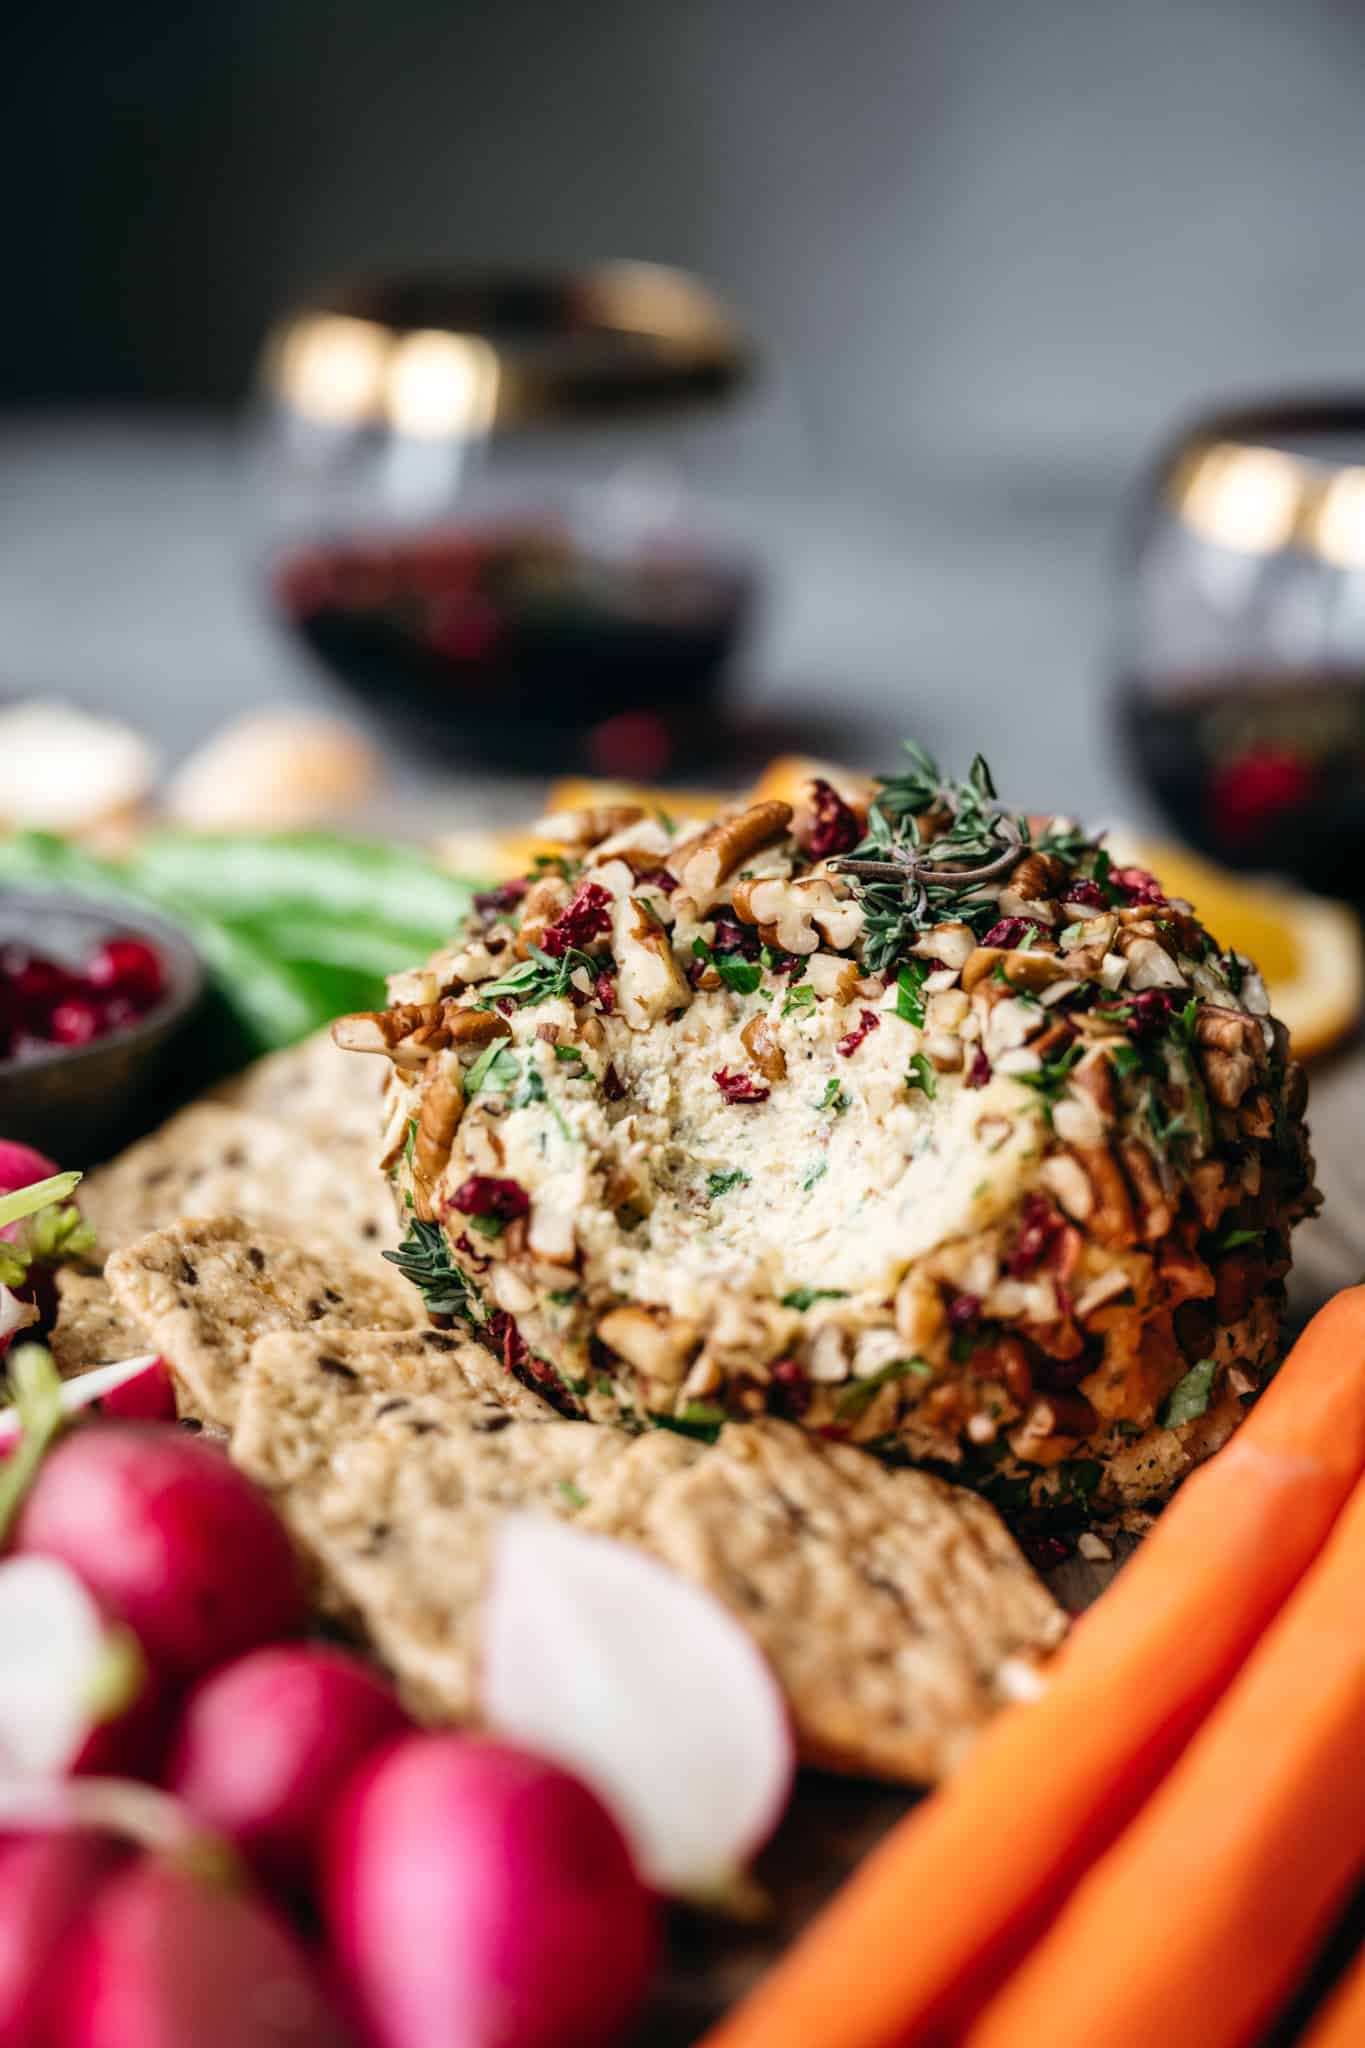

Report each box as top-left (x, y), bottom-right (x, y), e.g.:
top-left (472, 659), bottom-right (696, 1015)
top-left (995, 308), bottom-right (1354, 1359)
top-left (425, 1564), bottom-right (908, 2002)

top-left (81, 1103), bottom-right (397, 1260)
top-left (49, 1266), bottom-right (147, 1376)
top-left (207, 1026), bottom-right (386, 1157)
top-left (232, 1327), bottom-right (626, 1719)
top-left (104, 1216), bottom-right (423, 1429)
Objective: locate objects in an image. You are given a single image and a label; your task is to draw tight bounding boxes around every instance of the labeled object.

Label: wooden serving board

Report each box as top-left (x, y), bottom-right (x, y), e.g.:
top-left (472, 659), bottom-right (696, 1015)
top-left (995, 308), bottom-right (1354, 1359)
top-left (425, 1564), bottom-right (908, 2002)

top-left (633, 1036), bottom-right (1365, 2044)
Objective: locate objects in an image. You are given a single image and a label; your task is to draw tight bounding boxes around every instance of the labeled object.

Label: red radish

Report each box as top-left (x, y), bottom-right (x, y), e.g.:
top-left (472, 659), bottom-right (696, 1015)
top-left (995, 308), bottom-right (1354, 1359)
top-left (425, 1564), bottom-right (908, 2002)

top-left (0, 1142), bottom-right (60, 1217)
top-left (483, 1515), bottom-right (794, 1895)
top-left (325, 1734), bottom-right (658, 2048)
top-left (11, 1424), bottom-right (305, 1682)
top-left (0, 1831), bottom-right (121, 2048)
top-left (167, 1647), bottom-right (411, 1895)
top-left (0, 1355), bottom-right (175, 1452)
top-left (53, 1857), bottom-right (353, 2048)
top-left (0, 1558), bottom-right (144, 1777)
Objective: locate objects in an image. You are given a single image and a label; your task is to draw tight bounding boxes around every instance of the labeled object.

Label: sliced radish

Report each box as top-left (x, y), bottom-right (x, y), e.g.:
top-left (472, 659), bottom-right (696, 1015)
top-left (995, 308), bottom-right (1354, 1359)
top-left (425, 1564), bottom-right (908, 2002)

top-left (0, 1355), bottom-right (170, 1449)
top-left (0, 1558), bottom-right (141, 1777)
top-left (483, 1514), bottom-right (794, 1896)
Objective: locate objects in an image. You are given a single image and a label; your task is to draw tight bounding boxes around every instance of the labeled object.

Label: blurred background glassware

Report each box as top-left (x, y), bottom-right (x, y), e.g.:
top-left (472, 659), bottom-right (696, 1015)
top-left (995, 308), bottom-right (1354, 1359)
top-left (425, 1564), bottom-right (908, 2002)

top-left (1117, 397), bottom-right (1365, 898)
top-left (250, 264), bottom-right (782, 780)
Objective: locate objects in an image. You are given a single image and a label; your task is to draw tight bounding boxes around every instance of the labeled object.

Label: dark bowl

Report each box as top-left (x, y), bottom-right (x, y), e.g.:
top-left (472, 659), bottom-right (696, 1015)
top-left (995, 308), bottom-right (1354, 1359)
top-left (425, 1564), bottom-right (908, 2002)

top-left (0, 894), bottom-right (204, 1166)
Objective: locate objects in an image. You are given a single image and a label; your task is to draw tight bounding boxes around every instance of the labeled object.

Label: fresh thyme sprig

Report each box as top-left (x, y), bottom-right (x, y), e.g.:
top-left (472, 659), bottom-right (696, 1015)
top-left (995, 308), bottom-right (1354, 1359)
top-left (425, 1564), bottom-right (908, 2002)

top-left (383, 1219), bottom-right (481, 1321)
top-left (830, 743), bottom-right (1101, 972)
top-left (478, 943), bottom-right (606, 1008)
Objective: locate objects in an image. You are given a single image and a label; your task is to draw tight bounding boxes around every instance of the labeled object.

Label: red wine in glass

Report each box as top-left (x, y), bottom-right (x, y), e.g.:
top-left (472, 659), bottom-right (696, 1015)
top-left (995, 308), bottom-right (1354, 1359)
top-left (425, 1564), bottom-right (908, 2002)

top-left (1119, 667), bottom-right (1365, 899)
top-left (271, 519), bottom-right (755, 777)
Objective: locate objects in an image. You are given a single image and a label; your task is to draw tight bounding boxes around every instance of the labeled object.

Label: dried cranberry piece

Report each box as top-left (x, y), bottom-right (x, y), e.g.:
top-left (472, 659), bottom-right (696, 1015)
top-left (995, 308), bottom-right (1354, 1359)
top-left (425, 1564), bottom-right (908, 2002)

top-left (87, 936), bottom-right (164, 1008)
top-left (981, 917), bottom-right (1041, 950)
top-left (602, 1062), bottom-right (626, 1102)
top-left (770, 1359), bottom-right (811, 1418)
top-left (713, 1067), bottom-right (770, 1104)
top-left (801, 779), bottom-right (860, 860)
top-left (630, 866), bottom-right (678, 895)
top-left (1021, 1531), bottom-right (1073, 1573)
top-left (594, 971), bottom-right (617, 1015)
top-left (836, 1010), bottom-right (881, 1058)
top-left (1062, 878), bottom-right (1108, 911)
top-left (449, 1176), bottom-right (530, 1222)
top-left (1008, 1192), bottom-right (1064, 1276)
top-left (473, 878), bottom-right (529, 920)
top-left (966, 1047), bottom-right (991, 1087)
top-left (947, 1292), bottom-right (982, 1330)
top-left (710, 915), bottom-right (760, 959)
top-left (539, 881), bottom-right (613, 957)
top-left (485, 1307), bottom-right (531, 1374)
top-left (1108, 989), bottom-right (1175, 1039)
top-left (1110, 865), bottom-right (1167, 907)
top-left (452, 1231), bottom-right (491, 1271)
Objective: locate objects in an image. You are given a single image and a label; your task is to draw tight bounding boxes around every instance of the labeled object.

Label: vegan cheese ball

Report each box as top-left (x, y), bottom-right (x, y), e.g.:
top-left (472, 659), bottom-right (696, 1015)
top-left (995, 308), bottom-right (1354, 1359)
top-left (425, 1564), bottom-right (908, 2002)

top-left (337, 748), bottom-right (1318, 1512)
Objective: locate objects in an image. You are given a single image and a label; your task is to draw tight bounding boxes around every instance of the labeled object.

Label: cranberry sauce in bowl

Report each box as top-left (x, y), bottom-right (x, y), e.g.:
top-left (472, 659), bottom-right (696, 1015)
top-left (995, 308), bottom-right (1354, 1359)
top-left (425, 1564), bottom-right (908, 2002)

top-left (0, 896), bottom-right (202, 1161)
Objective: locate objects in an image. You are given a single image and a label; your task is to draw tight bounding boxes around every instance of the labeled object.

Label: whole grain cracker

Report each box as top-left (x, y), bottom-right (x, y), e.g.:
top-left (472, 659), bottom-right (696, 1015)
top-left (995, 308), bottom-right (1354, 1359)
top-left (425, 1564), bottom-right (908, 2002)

top-left (49, 1267), bottom-right (147, 1377)
top-left (81, 1103), bottom-right (397, 1260)
top-left (233, 1328), bottom-right (627, 1720)
top-left (207, 1028), bottom-right (385, 1156)
top-left (104, 1216), bottom-right (423, 1428)
top-left (581, 1417), bottom-right (1067, 1783)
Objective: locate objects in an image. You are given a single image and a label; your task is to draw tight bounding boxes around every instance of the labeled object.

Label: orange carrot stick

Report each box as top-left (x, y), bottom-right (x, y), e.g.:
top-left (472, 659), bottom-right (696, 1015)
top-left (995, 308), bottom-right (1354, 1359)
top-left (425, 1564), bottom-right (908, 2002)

top-left (1299, 1945), bottom-right (1365, 2047)
top-left (966, 1459), bottom-right (1365, 2048)
top-left (702, 1287), bottom-right (1365, 2048)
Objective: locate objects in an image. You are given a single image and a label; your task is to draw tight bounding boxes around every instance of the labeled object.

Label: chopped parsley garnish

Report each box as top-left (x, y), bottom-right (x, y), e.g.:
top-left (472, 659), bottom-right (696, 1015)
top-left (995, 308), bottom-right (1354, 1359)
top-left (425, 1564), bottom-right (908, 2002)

top-left (469, 1214), bottom-right (504, 1239)
top-left (692, 937), bottom-right (761, 996)
top-left (1014, 1041), bottom-right (1084, 1106)
top-left (383, 1220), bottom-right (479, 1321)
top-left (1218, 1227), bottom-right (1263, 1251)
top-left (706, 1168), bottom-right (750, 1199)
top-left (556, 1480), bottom-right (588, 1510)
top-left (835, 1356), bottom-right (931, 1420)
top-left (1059, 920), bottom-right (1086, 948)
top-left (547, 1286), bottom-right (580, 1305)
top-left (783, 982), bottom-right (817, 1018)
top-left (465, 1041), bottom-right (521, 1095)
top-left (648, 1408), bottom-right (725, 1443)
top-left (1159, 1356), bottom-right (1218, 1428)
top-left (1059, 1457), bottom-right (1104, 1509)
top-left (906, 1052), bottom-right (937, 1099)
top-left (1108, 1041), bottom-right (1145, 1079)
top-left (781, 1286), bottom-right (849, 1310)
top-left (512, 1062), bottom-right (574, 1140)
top-left (553, 1043), bottom-right (586, 1067)
top-left (819, 1077), bottom-right (850, 1113)
top-left (895, 961), bottom-right (926, 1025)
top-left (479, 943), bottom-right (603, 1007)
top-left (798, 1158), bottom-right (828, 1192)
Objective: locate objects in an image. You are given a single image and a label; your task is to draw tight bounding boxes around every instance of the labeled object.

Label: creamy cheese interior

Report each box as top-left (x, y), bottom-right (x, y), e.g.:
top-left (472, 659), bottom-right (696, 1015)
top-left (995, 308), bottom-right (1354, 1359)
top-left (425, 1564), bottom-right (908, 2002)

top-left (483, 987), bottom-right (1047, 1322)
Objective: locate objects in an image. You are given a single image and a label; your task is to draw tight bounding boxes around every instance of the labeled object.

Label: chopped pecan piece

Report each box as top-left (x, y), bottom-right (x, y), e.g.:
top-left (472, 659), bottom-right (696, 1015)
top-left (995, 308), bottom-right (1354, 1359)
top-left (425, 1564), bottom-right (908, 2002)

top-left (741, 1011), bottom-right (787, 1081)
top-left (669, 801), bottom-right (793, 912)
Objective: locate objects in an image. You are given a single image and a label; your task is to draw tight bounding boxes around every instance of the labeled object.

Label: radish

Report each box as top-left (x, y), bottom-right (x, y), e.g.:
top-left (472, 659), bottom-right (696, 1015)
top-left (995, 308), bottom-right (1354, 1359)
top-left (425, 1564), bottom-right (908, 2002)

top-left (0, 1831), bottom-right (122, 2048)
top-left (0, 1149), bottom-right (89, 1346)
top-left (0, 1142), bottom-right (62, 1217)
top-left (11, 1423), bottom-right (305, 1681)
top-left (483, 1515), bottom-right (794, 1897)
top-left (0, 1557), bottom-right (145, 1777)
top-left (0, 1354), bottom-right (175, 1451)
top-left (167, 1646), bottom-right (412, 1896)
top-left (53, 1856), bottom-right (354, 2047)
top-left (325, 1734), bottom-right (659, 2048)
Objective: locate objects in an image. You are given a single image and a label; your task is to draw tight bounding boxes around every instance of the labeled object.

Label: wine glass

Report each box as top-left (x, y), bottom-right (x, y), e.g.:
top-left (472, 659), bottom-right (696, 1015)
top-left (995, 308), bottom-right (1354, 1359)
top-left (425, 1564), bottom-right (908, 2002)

top-left (248, 265), bottom-right (782, 779)
top-left (1116, 396), bottom-right (1365, 897)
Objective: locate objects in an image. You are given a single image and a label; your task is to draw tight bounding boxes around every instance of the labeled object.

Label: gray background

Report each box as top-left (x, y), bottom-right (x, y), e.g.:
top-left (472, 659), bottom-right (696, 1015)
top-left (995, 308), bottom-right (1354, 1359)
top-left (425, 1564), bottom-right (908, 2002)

top-left (5, 0), bottom-right (1365, 818)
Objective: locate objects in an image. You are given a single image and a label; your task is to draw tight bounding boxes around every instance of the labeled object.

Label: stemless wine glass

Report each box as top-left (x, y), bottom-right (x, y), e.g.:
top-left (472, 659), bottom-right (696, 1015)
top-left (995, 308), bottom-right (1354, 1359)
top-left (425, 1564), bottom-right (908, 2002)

top-left (249, 265), bottom-right (780, 777)
top-left (1116, 396), bottom-right (1365, 897)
